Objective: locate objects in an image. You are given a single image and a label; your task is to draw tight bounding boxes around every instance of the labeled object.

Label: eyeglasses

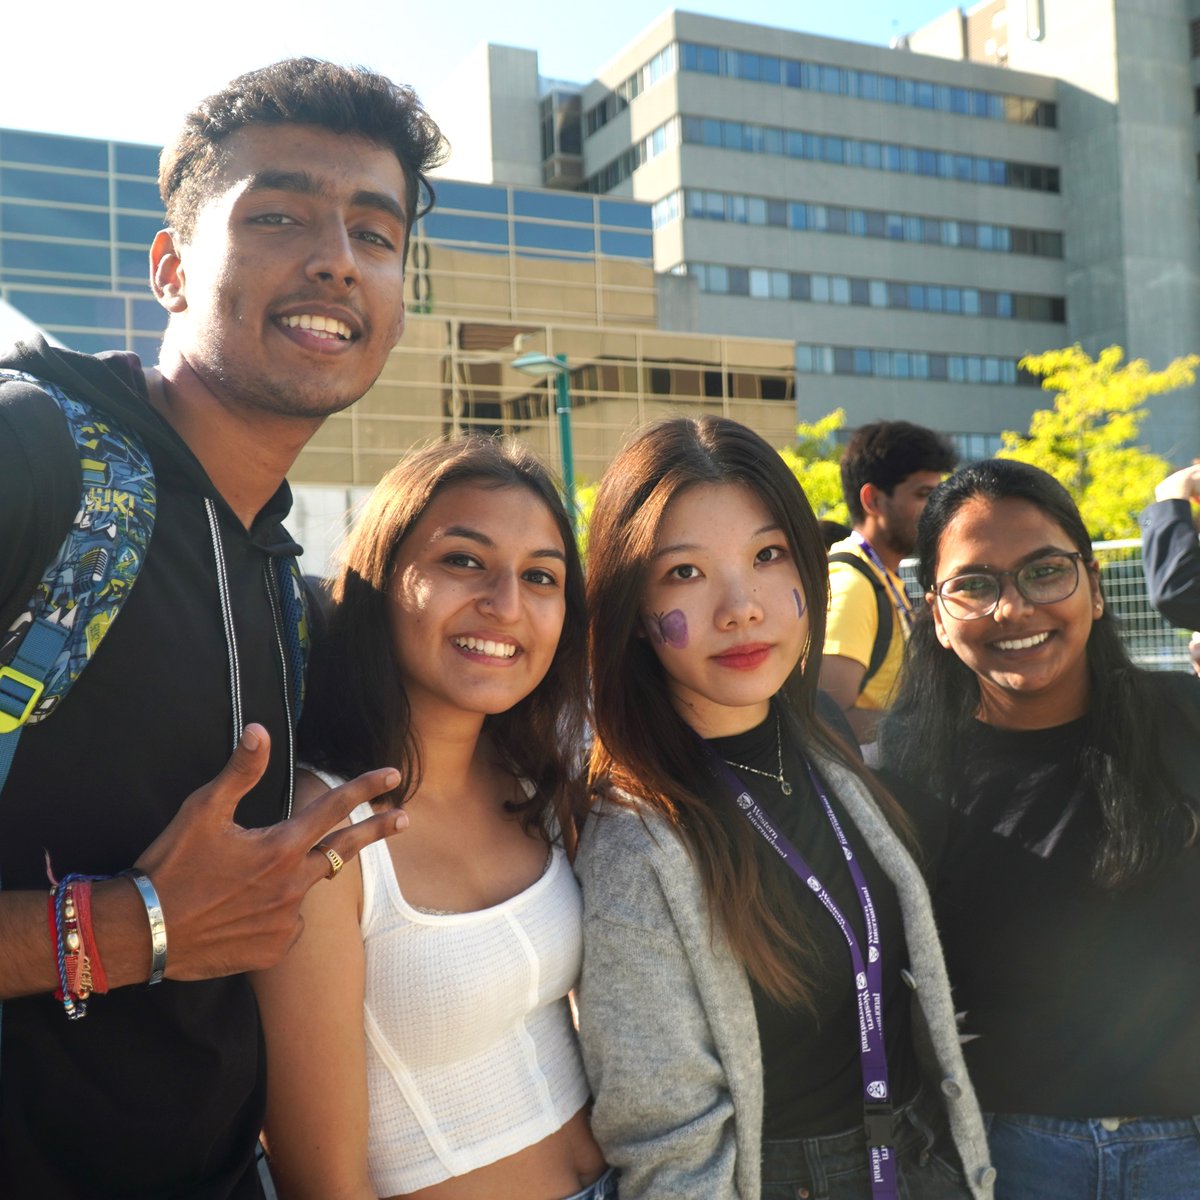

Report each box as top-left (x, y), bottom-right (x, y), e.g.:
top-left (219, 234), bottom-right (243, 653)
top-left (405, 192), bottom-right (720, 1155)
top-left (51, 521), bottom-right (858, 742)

top-left (934, 552), bottom-right (1084, 621)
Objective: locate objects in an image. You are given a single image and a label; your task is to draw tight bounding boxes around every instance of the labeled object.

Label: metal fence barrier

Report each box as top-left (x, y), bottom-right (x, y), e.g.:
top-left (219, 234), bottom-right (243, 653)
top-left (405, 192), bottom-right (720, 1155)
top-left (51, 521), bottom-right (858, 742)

top-left (1092, 539), bottom-right (1192, 672)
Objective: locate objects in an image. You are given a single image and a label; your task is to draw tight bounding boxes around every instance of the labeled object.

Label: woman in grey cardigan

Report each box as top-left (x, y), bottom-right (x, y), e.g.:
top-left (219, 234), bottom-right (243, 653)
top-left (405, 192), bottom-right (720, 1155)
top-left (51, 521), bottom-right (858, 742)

top-left (575, 417), bottom-right (995, 1200)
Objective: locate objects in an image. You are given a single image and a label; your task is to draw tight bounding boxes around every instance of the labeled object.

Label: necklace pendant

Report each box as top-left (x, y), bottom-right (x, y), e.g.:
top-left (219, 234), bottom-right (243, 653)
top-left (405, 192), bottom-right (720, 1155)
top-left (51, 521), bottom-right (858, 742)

top-left (780, 780), bottom-right (792, 796)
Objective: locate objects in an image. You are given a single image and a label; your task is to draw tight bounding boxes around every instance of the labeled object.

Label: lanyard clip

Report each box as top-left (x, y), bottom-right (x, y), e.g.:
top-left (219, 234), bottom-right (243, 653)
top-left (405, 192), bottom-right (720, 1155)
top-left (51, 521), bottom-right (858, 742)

top-left (864, 1103), bottom-right (895, 1148)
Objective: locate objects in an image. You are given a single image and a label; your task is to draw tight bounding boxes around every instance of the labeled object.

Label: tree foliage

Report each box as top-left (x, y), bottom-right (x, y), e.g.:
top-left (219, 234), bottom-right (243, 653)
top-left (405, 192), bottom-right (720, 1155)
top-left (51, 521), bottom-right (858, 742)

top-left (779, 408), bottom-right (849, 523)
top-left (573, 480), bottom-right (599, 561)
top-left (999, 344), bottom-right (1199, 540)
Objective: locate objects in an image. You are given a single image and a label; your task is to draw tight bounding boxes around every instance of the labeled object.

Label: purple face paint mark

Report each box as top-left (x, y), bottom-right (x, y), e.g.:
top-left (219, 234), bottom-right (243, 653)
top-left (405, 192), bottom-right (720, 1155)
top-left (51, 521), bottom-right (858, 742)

top-left (793, 588), bottom-right (807, 619)
top-left (646, 609), bottom-right (689, 649)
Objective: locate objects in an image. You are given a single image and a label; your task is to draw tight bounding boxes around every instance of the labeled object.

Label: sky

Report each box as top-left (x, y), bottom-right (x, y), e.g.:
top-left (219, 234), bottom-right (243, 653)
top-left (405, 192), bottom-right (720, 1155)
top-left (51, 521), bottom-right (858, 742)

top-left (5, 1), bottom-right (959, 148)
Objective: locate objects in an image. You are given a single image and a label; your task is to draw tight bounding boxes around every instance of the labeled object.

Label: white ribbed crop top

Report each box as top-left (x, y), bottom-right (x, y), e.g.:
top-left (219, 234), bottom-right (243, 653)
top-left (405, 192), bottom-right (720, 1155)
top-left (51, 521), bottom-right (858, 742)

top-left (348, 800), bottom-right (591, 1196)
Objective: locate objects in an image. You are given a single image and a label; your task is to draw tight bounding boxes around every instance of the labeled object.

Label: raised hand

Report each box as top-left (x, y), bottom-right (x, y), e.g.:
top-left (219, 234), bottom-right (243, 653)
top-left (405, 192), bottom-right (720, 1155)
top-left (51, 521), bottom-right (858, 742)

top-left (126, 724), bottom-right (406, 981)
top-left (1155, 463), bottom-right (1200, 505)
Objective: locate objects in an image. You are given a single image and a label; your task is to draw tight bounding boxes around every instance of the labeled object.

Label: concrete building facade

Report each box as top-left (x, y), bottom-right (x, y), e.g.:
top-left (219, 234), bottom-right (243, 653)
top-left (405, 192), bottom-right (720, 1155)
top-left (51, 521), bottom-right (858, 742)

top-left (904, 0), bottom-right (1200, 458)
top-left (435, 5), bottom-right (1199, 460)
top-left (576, 10), bottom-right (1075, 459)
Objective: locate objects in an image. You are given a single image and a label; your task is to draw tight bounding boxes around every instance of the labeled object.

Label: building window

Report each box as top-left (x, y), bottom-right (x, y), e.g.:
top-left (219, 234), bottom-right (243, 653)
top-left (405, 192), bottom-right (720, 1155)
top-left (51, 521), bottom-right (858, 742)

top-left (586, 39), bottom-right (1058, 138)
top-left (795, 343), bottom-right (1025, 387)
top-left (688, 260), bottom-right (1064, 323)
top-left (591, 115), bottom-right (1060, 194)
top-left (679, 187), bottom-right (1063, 259)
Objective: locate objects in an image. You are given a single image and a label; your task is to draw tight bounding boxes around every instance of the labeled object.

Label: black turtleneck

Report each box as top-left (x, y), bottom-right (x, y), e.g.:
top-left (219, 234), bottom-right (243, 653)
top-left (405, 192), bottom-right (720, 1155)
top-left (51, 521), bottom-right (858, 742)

top-left (707, 709), bottom-right (935, 1138)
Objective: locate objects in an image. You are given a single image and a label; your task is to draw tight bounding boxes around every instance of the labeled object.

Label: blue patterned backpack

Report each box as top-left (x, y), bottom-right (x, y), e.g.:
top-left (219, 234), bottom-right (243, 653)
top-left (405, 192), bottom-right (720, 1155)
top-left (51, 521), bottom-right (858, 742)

top-left (0, 369), bottom-right (308, 794)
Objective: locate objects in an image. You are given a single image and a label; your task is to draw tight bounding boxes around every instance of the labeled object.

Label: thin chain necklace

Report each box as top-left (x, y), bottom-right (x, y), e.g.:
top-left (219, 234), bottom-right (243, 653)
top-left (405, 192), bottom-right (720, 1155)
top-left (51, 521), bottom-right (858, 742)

top-left (723, 711), bottom-right (792, 796)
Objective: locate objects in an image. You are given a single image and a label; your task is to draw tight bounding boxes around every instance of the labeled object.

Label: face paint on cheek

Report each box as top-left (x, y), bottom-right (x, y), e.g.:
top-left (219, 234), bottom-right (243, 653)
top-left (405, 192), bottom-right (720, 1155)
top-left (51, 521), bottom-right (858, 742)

top-left (646, 609), bottom-right (689, 649)
top-left (793, 588), bottom-right (807, 620)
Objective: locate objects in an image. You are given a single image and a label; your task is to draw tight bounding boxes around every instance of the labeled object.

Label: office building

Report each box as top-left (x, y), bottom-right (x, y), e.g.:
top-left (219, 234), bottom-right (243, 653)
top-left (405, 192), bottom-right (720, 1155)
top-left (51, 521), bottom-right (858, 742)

top-left (430, 4), bottom-right (1200, 459)
top-left (903, 0), bottom-right (1200, 459)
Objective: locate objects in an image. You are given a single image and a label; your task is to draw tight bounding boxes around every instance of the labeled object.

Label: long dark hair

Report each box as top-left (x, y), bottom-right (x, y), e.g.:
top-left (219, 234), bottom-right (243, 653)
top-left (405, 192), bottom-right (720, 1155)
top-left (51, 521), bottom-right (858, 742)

top-left (587, 415), bottom-right (911, 1008)
top-left (300, 436), bottom-right (587, 840)
top-left (879, 458), bottom-right (1200, 888)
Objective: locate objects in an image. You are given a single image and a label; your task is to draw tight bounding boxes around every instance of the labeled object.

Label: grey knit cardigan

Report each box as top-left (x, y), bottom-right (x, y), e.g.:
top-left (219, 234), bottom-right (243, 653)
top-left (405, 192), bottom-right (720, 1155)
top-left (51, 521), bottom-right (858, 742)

top-left (574, 748), bottom-right (996, 1200)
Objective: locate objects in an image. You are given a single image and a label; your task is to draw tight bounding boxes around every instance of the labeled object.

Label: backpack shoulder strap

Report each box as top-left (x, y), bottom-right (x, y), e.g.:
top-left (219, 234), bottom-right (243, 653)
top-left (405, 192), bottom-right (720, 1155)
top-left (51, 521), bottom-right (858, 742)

top-left (828, 551), bottom-right (893, 693)
top-left (0, 370), bottom-right (156, 789)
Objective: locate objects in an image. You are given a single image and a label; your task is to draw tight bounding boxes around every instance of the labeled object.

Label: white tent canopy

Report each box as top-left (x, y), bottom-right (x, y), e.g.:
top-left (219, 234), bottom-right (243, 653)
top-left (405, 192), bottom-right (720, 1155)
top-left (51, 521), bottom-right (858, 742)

top-left (0, 297), bottom-right (65, 351)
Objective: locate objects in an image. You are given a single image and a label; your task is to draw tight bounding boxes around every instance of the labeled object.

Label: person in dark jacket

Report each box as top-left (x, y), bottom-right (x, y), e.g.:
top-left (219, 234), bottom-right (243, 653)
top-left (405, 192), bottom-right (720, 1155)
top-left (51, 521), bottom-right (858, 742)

top-left (0, 59), bottom-right (445, 1197)
top-left (1140, 462), bottom-right (1200, 631)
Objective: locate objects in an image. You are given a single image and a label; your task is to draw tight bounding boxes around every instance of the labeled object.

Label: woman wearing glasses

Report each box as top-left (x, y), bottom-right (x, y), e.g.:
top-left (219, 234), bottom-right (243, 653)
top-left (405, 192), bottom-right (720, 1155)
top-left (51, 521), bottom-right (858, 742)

top-left (880, 459), bottom-right (1200, 1200)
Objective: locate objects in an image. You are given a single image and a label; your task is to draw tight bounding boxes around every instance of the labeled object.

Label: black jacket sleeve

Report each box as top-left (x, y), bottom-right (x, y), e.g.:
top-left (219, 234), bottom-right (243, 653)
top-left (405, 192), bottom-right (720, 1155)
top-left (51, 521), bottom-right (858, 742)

top-left (1140, 499), bottom-right (1200, 631)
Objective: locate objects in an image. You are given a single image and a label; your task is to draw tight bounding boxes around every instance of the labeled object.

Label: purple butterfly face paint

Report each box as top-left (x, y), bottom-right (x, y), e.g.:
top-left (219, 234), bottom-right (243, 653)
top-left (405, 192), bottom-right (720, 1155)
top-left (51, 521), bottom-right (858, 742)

top-left (793, 588), bottom-right (807, 619)
top-left (647, 609), bottom-right (689, 649)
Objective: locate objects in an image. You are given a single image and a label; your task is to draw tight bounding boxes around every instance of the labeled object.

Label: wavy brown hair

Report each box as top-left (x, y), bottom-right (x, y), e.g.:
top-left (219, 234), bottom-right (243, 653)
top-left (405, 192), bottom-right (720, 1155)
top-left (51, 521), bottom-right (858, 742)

top-left (300, 436), bottom-right (587, 841)
top-left (587, 415), bottom-right (911, 1008)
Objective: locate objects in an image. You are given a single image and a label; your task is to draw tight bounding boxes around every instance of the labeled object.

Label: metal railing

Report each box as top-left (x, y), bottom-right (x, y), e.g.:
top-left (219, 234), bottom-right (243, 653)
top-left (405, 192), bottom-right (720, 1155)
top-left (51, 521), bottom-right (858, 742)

top-left (1092, 539), bottom-right (1192, 672)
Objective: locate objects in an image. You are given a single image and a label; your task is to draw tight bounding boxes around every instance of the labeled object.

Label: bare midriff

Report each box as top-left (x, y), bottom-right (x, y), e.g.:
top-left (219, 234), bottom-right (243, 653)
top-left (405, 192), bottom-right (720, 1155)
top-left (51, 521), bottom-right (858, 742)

top-left (387, 1106), bottom-right (605, 1200)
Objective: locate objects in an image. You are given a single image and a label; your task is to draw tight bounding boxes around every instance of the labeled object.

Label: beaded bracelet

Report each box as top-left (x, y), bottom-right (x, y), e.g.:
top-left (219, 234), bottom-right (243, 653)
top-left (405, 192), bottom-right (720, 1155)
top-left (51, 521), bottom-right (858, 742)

top-left (48, 872), bottom-right (110, 1020)
top-left (74, 879), bottom-right (108, 996)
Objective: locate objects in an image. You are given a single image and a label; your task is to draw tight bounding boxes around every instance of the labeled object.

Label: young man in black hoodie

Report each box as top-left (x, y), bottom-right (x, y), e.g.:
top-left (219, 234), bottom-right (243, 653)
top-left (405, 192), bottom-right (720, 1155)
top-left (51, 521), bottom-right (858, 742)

top-left (0, 60), bottom-right (446, 1197)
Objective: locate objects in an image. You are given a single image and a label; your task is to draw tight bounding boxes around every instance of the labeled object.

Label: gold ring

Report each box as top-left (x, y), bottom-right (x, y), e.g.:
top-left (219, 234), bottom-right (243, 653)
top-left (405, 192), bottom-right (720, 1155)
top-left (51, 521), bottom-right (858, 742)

top-left (315, 841), bottom-right (344, 880)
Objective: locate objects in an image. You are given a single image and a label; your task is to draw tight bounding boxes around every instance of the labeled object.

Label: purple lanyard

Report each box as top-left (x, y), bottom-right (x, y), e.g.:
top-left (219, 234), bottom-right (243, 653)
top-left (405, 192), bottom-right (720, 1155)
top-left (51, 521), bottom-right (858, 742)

top-left (706, 747), bottom-right (900, 1200)
top-left (849, 532), bottom-right (915, 632)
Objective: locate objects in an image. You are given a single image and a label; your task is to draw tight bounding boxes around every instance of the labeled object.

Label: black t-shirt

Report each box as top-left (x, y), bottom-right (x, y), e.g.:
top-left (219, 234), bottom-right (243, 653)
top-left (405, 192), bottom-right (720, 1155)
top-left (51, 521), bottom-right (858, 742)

top-left (708, 712), bottom-right (930, 1138)
top-left (935, 715), bottom-right (1200, 1117)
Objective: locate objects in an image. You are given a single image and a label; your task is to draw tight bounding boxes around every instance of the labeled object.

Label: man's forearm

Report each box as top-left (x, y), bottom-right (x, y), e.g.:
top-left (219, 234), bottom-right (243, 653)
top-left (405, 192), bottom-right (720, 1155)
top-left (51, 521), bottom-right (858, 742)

top-left (845, 705), bottom-right (883, 744)
top-left (0, 879), bottom-right (152, 1000)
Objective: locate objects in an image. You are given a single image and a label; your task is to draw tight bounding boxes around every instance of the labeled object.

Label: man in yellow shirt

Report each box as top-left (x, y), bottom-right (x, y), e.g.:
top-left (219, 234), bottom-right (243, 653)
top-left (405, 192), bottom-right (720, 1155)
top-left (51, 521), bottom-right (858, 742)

top-left (821, 421), bottom-right (956, 748)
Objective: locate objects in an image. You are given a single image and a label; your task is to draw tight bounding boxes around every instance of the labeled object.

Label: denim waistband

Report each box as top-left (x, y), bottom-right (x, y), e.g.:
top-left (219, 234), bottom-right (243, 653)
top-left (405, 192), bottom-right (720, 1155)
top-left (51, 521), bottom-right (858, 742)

top-left (560, 1165), bottom-right (618, 1200)
top-left (761, 1088), bottom-right (940, 1183)
top-left (986, 1112), bottom-right (1200, 1145)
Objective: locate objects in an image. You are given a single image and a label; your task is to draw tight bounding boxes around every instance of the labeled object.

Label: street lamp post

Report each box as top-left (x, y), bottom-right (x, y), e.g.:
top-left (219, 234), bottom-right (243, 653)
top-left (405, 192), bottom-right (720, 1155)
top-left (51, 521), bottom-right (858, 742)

top-left (511, 352), bottom-right (576, 532)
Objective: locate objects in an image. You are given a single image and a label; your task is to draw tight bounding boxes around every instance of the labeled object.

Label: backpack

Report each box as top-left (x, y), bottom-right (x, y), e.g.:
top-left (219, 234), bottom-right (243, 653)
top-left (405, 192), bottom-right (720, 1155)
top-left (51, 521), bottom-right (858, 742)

top-left (0, 369), bottom-right (309, 796)
top-left (828, 551), bottom-right (893, 694)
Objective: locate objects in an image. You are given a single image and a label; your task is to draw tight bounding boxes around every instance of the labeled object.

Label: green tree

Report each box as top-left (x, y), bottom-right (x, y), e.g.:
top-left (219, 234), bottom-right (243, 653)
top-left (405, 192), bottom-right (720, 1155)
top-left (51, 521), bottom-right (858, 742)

top-left (779, 408), bottom-right (849, 523)
top-left (999, 344), bottom-right (1199, 540)
top-left (573, 480), bottom-right (599, 561)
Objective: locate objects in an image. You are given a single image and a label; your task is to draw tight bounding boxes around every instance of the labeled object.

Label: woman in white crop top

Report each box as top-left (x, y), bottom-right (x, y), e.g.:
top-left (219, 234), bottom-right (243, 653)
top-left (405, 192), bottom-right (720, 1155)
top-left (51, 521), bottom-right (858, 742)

top-left (253, 438), bottom-right (611, 1200)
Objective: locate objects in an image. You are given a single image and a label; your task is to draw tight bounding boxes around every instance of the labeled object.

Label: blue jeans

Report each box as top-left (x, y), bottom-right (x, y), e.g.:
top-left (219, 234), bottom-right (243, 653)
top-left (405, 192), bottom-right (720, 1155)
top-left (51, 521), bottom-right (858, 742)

top-left (985, 1112), bottom-right (1200, 1200)
top-left (561, 1165), bottom-right (618, 1200)
top-left (761, 1090), bottom-right (971, 1200)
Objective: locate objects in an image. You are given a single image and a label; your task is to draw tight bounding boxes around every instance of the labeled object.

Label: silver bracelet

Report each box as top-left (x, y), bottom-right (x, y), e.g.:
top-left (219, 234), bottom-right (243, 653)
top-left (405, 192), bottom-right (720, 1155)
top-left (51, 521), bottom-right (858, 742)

top-left (120, 868), bottom-right (168, 985)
